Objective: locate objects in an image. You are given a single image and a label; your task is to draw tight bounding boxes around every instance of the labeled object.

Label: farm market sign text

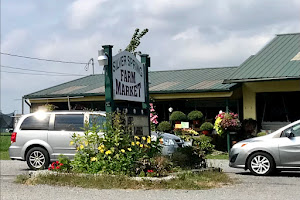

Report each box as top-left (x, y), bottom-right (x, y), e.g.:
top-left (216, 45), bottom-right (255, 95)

top-left (112, 51), bottom-right (145, 102)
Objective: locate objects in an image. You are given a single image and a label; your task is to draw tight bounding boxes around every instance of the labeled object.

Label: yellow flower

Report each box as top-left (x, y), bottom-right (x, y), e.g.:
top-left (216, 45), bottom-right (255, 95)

top-left (91, 157), bottom-right (97, 162)
top-left (100, 144), bottom-right (105, 148)
top-left (131, 142), bottom-right (135, 146)
top-left (80, 145), bottom-right (84, 149)
top-left (100, 149), bottom-right (104, 153)
top-left (69, 141), bottom-right (74, 146)
top-left (105, 150), bottom-right (112, 155)
top-left (140, 144), bottom-right (143, 148)
top-left (144, 144), bottom-right (149, 148)
top-left (142, 136), bottom-right (146, 141)
top-left (136, 141), bottom-right (140, 145)
top-left (98, 146), bottom-right (102, 151)
top-left (84, 141), bottom-right (88, 146)
top-left (121, 149), bottom-right (125, 153)
top-left (147, 137), bottom-right (151, 144)
top-left (127, 148), bottom-right (132, 151)
top-left (134, 136), bottom-right (140, 140)
top-left (76, 147), bottom-right (79, 151)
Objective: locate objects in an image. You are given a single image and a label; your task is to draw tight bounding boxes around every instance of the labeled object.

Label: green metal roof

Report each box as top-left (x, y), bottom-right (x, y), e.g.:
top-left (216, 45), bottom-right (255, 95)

top-left (24, 67), bottom-right (238, 99)
top-left (224, 33), bottom-right (300, 83)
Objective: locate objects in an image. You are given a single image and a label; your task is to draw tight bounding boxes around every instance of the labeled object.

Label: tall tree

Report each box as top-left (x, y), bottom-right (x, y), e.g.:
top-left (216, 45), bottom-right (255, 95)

top-left (125, 28), bottom-right (148, 53)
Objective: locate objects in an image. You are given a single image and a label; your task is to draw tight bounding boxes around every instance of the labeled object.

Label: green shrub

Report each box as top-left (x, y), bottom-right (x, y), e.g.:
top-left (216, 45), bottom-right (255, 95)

top-left (70, 112), bottom-right (163, 176)
top-left (257, 132), bottom-right (267, 137)
top-left (200, 122), bottom-right (214, 131)
top-left (170, 111), bottom-right (187, 121)
top-left (157, 121), bottom-right (172, 132)
top-left (187, 110), bottom-right (203, 121)
top-left (192, 135), bottom-right (215, 154)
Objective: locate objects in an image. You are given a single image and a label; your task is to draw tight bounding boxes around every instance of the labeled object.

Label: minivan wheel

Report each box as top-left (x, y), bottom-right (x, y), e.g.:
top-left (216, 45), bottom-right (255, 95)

top-left (247, 152), bottom-right (275, 176)
top-left (26, 147), bottom-right (49, 170)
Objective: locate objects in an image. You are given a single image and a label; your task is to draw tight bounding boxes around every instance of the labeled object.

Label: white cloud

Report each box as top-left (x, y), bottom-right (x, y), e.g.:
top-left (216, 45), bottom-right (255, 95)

top-left (1, 29), bottom-right (29, 52)
top-left (172, 27), bottom-right (200, 41)
top-left (67, 0), bottom-right (108, 30)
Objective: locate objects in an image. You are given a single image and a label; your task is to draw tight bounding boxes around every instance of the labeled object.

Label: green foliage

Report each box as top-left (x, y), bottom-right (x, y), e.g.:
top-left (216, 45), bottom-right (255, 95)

top-left (192, 135), bottom-right (215, 154)
top-left (157, 121), bottom-right (172, 132)
top-left (170, 111), bottom-right (187, 121)
top-left (57, 155), bottom-right (72, 172)
top-left (70, 112), bottom-right (163, 176)
top-left (171, 146), bottom-right (204, 168)
top-left (172, 134), bottom-right (214, 168)
top-left (43, 104), bottom-right (58, 111)
top-left (125, 28), bottom-right (149, 53)
top-left (200, 122), bottom-right (214, 131)
top-left (0, 136), bottom-right (11, 151)
top-left (257, 132), bottom-right (267, 137)
top-left (187, 110), bottom-right (203, 121)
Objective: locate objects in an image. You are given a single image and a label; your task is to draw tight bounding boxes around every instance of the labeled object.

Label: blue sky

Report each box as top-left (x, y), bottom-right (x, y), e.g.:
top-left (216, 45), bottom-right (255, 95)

top-left (1, 0), bottom-right (300, 114)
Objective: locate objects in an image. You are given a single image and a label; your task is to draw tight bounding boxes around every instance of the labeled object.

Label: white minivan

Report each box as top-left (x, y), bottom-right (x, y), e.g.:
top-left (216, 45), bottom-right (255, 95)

top-left (9, 111), bottom-right (106, 170)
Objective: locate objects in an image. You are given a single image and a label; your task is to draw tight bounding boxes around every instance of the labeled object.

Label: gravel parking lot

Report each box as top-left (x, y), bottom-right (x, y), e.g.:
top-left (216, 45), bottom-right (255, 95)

top-left (1, 160), bottom-right (300, 200)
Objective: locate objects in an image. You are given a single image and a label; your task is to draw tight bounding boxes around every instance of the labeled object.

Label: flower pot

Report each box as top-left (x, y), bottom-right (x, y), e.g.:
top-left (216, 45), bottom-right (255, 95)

top-left (202, 130), bottom-right (210, 135)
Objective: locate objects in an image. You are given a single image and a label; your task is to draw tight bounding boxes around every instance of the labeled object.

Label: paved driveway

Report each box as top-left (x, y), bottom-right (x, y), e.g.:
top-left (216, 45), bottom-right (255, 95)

top-left (1, 160), bottom-right (300, 200)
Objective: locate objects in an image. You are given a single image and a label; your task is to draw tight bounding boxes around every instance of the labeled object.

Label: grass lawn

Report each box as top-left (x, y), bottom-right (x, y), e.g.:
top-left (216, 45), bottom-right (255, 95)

top-left (206, 152), bottom-right (229, 160)
top-left (16, 171), bottom-right (233, 190)
top-left (0, 135), bottom-right (11, 160)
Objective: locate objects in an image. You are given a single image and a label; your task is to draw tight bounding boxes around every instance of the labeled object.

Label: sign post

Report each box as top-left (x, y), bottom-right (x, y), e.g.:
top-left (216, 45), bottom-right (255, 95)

top-left (101, 47), bottom-right (150, 136)
top-left (103, 45), bottom-right (114, 113)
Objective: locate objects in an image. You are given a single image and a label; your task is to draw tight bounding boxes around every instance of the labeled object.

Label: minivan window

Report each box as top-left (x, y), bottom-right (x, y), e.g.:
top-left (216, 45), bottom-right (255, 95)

top-left (20, 114), bottom-right (50, 130)
top-left (89, 114), bottom-right (106, 130)
top-left (54, 114), bottom-right (84, 131)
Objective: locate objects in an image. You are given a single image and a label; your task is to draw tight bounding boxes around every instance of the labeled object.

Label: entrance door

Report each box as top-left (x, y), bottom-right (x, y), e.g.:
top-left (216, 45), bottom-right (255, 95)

top-left (278, 122), bottom-right (300, 167)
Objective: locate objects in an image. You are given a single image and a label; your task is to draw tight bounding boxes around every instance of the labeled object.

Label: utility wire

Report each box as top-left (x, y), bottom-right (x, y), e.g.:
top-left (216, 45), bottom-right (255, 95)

top-left (1, 65), bottom-right (85, 76)
top-left (1, 70), bottom-right (84, 77)
top-left (1, 52), bottom-right (87, 65)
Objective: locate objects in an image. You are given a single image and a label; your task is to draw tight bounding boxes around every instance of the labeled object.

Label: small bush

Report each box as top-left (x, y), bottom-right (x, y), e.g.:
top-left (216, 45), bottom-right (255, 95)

top-left (192, 135), bottom-right (215, 154)
top-left (70, 112), bottom-right (162, 176)
top-left (257, 132), bottom-right (267, 137)
top-left (200, 122), bottom-right (214, 131)
top-left (187, 110), bottom-right (203, 121)
top-left (157, 121), bottom-right (172, 132)
top-left (170, 111), bottom-right (187, 121)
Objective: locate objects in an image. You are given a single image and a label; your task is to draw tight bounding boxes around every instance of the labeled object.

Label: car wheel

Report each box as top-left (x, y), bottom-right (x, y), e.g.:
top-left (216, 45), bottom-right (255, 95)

top-left (26, 147), bottom-right (49, 170)
top-left (247, 152), bottom-right (275, 176)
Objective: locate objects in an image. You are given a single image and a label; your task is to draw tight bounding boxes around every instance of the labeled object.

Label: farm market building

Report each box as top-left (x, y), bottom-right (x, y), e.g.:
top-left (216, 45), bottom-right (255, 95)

top-left (24, 33), bottom-right (300, 131)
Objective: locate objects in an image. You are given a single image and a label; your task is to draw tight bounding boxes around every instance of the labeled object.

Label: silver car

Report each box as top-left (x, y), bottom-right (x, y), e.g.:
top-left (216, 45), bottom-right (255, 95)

top-left (151, 132), bottom-right (184, 156)
top-left (9, 111), bottom-right (106, 170)
top-left (229, 119), bottom-right (300, 175)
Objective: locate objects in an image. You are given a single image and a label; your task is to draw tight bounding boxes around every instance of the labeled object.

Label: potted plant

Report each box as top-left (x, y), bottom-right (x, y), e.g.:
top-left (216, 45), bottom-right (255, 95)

top-left (214, 111), bottom-right (241, 135)
top-left (157, 121), bottom-right (172, 133)
top-left (187, 110), bottom-right (203, 128)
top-left (170, 111), bottom-right (187, 124)
top-left (200, 122), bottom-right (214, 135)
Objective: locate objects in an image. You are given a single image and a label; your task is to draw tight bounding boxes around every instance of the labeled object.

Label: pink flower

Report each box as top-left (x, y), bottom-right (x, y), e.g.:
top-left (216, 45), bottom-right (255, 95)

top-left (150, 113), bottom-right (153, 117)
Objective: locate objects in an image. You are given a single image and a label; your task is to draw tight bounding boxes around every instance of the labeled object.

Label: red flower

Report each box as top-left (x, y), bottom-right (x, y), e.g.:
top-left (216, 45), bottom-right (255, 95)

top-left (56, 161), bottom-right (59, 164)
top-left (48, 167), bottom-right (51, 170)
top-left (147, 169), bottom-right (154, 173)
top-left (56, 166), bottom-right (60, 169)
